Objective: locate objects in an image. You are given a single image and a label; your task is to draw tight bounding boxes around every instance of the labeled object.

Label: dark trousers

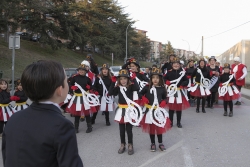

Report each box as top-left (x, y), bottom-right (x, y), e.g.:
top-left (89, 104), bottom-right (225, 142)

top-left (187, 91), bottom-right (195, 100)
top-left (223, 101), bottom-right (233, 111)
top-left (92, 111), bottom-right (110, 122)
top-left (207, 92), bottom-right (216, 107)
top-left (0, 121), bottom-right (6, 134)
top-left (150, 134), bottom-right (162, 144)
top-left (169, 110), bottom-right (182, 124)
top-left (197, 97), bottom-right (206, 109)
top-left (74, 115), bottom-right (91, 129)
top-left (119, 123), bottom-right (133, 144)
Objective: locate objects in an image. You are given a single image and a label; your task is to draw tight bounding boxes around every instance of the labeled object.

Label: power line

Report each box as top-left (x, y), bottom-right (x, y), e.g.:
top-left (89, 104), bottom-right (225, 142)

top-left (205, 20), bottom-right (250, 39)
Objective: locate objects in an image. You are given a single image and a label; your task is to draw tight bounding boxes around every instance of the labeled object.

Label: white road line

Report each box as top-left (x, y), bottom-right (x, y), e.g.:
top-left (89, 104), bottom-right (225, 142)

top-left (137, 140), bottom-right (183, 167)
top-left (179, 129), bottom-right (194, 167)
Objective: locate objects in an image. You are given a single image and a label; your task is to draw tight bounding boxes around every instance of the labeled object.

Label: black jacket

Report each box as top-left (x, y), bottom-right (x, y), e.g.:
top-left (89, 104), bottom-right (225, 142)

top-left (191, 67), bottom-right (211, 83)
top-left (185, 66), bottom-right (195, 76)
top-left (220, 73), bottom-right (236, 84)
top-left (161, 62), bottom-right (173, 73)
top-left (0, 90), bottom-right (11, 104)
top-left (108, 79), bottom-right (139, 104)
top-left (14, 90), bottom-right (28, 103)
top-left (69, 74), bottom-right (92, 94)
top-left (164, 69), bottom-right (188, 87)
top-left (93, 76), bottom-right (112, 96)
top-left (2, 103), bottom-right (83, 167)
top-left (139, 85), bottom-right (166, 105)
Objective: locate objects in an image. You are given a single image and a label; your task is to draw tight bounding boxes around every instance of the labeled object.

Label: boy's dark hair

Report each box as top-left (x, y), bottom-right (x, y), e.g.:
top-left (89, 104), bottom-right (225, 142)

top-left (21, 60), bottom-right (65, 103)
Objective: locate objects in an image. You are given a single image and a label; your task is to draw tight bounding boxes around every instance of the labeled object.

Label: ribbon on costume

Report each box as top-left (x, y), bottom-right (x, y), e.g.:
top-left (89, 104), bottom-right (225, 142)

top-left (147, 86), bottom-right (169, 127)
top-left (119, 86), bottom-right (143, 126)
top-left (166, 71), bottom-right (185, 97)
top-left (218, 74), bottom-right (234, 96)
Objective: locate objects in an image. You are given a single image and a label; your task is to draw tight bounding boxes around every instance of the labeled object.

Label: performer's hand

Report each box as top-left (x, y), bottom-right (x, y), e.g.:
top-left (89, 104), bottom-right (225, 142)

top-left (10, 96), bottom-right (19, 101)
top-left (179, 85), bottom-right (183, 89)
top-left (86, 84), bottom-right (90, 90)
top-left (131, 72), bottom-right (136, 80)
top-left (210, 71), bottom-right (213, 76)
top-left (215, 72), bottom-right (219, 77)
top-left (165, 80), bottom-right (171, 86)
top-left (14, 96), bottom-right (20, 101)
top-left (71, 85), bottom-right (78, 90)
top-left (191, 83), bottom-right (195, 87)
top-left (187, 75), bottom-right (191, 79)
top-left (219, 83), bottom-right (223, 87)
top-left (94, 91), bottom-right (99, 95)
top-left (229, 82), bottom-right (233, 86)
top-left (142, 96), bottom-right (149, 104)
top-left (111, 76), bottom-right (117, 82)
top-left (159, 100), bottom-right (167, 108)
top-left (238, 77), bottom-right (243, 80)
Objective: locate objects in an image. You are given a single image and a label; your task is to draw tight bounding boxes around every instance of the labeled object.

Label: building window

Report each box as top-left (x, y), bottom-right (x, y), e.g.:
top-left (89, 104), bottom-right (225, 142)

top-left (229, 54), bottom-right (233, 60)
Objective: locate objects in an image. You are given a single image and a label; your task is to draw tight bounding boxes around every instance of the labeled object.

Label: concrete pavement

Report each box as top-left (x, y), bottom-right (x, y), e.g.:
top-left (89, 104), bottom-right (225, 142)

top-left (1, 97), bottom-right (250, 167)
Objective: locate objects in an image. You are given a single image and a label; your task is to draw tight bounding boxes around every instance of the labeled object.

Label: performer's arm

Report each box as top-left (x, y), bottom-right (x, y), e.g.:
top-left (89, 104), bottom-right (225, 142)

top-left (239, 67), bottom-right (247, 80)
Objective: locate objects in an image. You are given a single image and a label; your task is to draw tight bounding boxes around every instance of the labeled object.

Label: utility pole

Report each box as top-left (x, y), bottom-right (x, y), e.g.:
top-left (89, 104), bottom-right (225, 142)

top-left (201, 36), bottom-right (204, 57)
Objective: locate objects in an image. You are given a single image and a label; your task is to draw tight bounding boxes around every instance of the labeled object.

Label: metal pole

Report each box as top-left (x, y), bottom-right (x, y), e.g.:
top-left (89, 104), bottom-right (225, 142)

top-left (201, 36), bottom-right (204, 57)
top-left (125, 22), bottom-right (134, 63)
top-left (11, 34), bottom-right (16, 95)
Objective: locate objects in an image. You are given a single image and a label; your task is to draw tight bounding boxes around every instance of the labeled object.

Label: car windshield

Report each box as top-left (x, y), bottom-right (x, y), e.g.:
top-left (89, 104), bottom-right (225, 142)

top-left (111, 67), bottom-right (121, 71)
top-left (65, 69), bottom-right (77, 77)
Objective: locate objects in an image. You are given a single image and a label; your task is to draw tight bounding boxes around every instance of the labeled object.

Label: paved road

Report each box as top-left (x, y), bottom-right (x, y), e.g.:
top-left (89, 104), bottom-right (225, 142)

top-left (1, 98), bottom-right (250, 167)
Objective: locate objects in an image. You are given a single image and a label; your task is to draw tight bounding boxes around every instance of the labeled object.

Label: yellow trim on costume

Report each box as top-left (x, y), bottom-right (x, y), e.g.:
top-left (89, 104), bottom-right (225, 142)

top-left (118, 104), bottom-right (128, 108)
top-left (74, 93), bottom-right (83, 96)
top-left (145, 104), bottom-right (157, 109)
top-left (16, 102), bottom-right (27, 106)
top-left (195, 82), bottom-right (200, 85)
top-left (0, 104), bottom-right (8, 107)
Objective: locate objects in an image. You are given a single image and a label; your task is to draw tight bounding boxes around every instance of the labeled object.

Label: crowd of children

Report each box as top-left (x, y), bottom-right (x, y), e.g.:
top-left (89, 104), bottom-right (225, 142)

top-left (0, 54), bottom-right (247, 156)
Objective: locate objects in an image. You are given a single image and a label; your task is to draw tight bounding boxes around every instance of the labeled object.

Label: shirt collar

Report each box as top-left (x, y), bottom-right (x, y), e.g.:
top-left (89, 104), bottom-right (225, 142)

top-left (39, 101), bottom-right (61, 110)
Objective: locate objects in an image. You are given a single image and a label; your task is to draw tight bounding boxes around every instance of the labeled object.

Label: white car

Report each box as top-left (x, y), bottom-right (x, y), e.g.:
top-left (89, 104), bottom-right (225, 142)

top-left (110, 66), bottom-right (122, 76)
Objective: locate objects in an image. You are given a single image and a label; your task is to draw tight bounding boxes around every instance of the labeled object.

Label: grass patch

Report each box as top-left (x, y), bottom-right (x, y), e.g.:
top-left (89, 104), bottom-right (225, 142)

top-left (0, 39), bottom-right (152, 80)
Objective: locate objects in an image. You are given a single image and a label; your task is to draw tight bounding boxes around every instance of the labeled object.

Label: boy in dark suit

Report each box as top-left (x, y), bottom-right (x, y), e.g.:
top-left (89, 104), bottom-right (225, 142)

top-left (2, 60), bottom-right (83, 167)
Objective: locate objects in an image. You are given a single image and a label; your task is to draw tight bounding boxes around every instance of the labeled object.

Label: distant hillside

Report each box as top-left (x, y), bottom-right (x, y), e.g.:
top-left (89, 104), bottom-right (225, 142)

top-left (0, 39), bottom-right (152, 80)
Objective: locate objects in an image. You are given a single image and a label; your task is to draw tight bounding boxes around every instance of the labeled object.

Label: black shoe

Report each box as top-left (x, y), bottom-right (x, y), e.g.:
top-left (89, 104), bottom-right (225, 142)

top-left (170, 122), bottom-right (173, 127)
top-left (177, 123), bottom-right (182, 128)
top-left (202, 109), bottom-right (206, 113)
top-left (229, 111), bottom-right (233, 117)
top-left (106, 121), bottom-right (111, 126)
top-left (86, 123), bottom-right (92, 133)
top-left (237, 102), bottom-right (241, 105)
top-left (159, 144), bottom-right (166, 151)
top-left (223, 111), bottom-right (227, 116)
top-left (196, 108), bottom-right (200, 113)
top-left (80, 116), bottom-right (85, 122)
top-left (102, 111), bottom-right (105, 115)
top-left (75, 129), bottom-right (79, 133)
top-left (206, 105), bottom-right (210, 108)
top-left (150, 144), bottom-right (156, 152)
top-left (118, 144), bottom-right (126, 154)
top-left (128, 144), bottom-right (134, 155)
top-left (210, 106), bottom-right (214, 109)
top-left (235, 101), bottom-right (239, 105)
top-left (91, 120), bottom-right (95, 124)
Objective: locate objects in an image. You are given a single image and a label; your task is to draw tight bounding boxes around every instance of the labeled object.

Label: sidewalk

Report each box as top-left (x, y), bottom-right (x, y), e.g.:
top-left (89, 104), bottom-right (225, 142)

top-left (241, 87), bottom-right (250, 99)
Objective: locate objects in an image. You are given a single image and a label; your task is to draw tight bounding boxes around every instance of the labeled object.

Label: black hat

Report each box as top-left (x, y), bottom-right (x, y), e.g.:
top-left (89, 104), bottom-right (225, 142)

top-left (223, 63), bottom-right (231, 69)
top-left (188, 58), bottom-right (194, 63)
top-left (100, 63), bottom-right (110, 70)
top-left (15, 79), bottom-right (21, 87)
top-left (77, 64), bottom-right (87, 71)
top-left (86, 54), bottom-right (93, 61)
top-left (129, 58), bottom-right (140, 68)
top-left (172, 57), bottom-right (180, 64)
top-left (150, 67), bottom-right (162, 76)
top-left (198, 57), bottom-right (207, 65)
top-left (169, 54), bottom-right (176, 57)
top-left (209, 56), bottom-right (217, 61)
top-left (118, 69), bottom-right (130, 78)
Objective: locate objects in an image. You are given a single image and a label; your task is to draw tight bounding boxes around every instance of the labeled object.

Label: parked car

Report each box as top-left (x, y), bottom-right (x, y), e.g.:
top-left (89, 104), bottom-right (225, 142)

top-left (110, 66), bottom-right (122, 76)
top-left (30, 34), bottom-right (41, 42)
top-left (65, 68), bottom-right (77, 79)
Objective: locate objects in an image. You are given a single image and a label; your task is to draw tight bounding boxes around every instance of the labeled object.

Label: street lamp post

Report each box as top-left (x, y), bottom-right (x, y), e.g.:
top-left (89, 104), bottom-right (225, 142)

top-left (182, 39), bottom-right (190, 58)
top-left (125, 20), bottom-right (138, 63)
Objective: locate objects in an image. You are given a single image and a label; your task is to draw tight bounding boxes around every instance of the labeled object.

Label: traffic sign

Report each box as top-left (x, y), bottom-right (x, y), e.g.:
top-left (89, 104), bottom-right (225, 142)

top-left (9, 35), bottom-right (20, 49)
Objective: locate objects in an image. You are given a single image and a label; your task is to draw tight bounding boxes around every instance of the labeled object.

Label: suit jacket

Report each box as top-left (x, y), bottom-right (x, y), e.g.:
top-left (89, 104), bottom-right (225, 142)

top-left (2, 103), bottom-right (83, 167)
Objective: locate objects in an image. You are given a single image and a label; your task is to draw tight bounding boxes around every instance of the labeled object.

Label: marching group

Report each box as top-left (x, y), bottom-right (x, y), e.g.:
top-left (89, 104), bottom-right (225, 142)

top-left (0, 54), bottom-right (247, 158)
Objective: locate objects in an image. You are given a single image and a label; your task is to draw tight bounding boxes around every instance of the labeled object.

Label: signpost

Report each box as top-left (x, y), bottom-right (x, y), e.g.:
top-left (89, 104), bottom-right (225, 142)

top-left (9, 34), bottom-right (20, 95)
top-left (112, 53), bottom-right (114, 66)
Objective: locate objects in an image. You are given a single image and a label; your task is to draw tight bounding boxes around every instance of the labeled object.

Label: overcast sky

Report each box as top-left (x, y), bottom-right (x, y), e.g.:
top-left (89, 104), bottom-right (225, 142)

top-left (117, 0), bottom-right (250, 56)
